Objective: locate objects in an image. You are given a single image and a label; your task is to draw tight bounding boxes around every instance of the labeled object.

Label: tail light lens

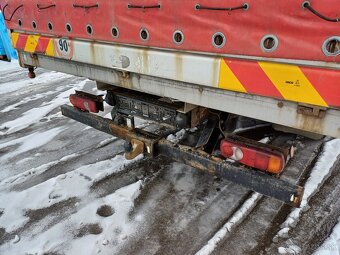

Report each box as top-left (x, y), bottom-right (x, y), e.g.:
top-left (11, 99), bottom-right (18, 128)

top-left (69, 91), bottom-right (103, 113)
top-left (220, 139), bottom-right (285, 174)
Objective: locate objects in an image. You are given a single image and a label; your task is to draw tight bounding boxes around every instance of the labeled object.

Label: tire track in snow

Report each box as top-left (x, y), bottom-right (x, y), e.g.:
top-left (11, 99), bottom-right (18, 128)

top-left (0, 79), bottom-right (88, 134)
top-left (3, 137), bottom-right (121, 191)
top-left (117, 162), bottom-right (251, 255)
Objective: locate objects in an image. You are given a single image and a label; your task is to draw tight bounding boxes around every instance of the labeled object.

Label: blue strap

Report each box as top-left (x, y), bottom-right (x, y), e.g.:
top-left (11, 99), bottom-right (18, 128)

top-left (0, 11), bottom-right (17, 60)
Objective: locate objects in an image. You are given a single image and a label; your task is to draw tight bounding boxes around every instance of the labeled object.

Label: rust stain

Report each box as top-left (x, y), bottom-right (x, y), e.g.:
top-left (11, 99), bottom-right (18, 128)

top-left (212, 57), bottom-right (220, 87)
top-left (186, 159), bottom-right (206, 171)
top-left (118, 71), bottom-right (133, 89)
top-left (108, 122), bottom-right (155, 150)
top-left (175, 52), bottom-right (183, 81)
top-left (17, 52), bottom-right (26, 67)
top-left (89, 41), bottom-right (97, 65)
top-left (141, 48), bottom-right (149, 74)
top-left (295, 114), bottom-right (324, 134)
top-left (294, 186), bottom-right (304, 207)
top-left (277, 102), bottom-right (284, 108)
top-left (125, 139), bottom-right (145, 160)
top-left (30, 53), bottom-right (39, 67)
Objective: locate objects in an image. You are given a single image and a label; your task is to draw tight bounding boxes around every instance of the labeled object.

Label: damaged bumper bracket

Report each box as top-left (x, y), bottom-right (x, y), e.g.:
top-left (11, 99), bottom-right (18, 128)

top-left (61, 104), bottom-right (303, 207)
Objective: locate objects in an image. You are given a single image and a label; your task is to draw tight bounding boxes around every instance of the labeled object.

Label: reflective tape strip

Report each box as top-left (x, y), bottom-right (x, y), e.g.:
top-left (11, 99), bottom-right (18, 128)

top-left (14, 34), bottom-right (28, 50)
top-left (300, 67), bottom-right (340, 107)
top-left (11, 32), bottom-right (54, 56)
top-left (259, 62), bottom-right (328, 107)
top-left (11, 32), bottom-right (20, 48)
top-left (45, 40), bottom-right (55, 56)
top-left (24, 35), bottom-right (40, 53)
top-left (218, 59), bottom-right (247, 93)
top-left (219, 59), bottom-right (334, 107)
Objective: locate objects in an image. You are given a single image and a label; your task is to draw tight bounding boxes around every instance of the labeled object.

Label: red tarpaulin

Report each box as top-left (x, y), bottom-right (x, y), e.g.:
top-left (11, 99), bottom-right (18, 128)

top-left (1, 0), bottom-right (339, 62)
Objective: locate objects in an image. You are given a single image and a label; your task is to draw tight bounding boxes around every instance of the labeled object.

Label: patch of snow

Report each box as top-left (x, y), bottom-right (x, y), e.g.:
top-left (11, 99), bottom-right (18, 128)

top-left (96, 137), bottom-right (118, 148)
top-left (83, 126), bottom-right (93, 131)
top-left (0, 79), bottom-right (87, 134)
top-left (274, 227), bottom-right (290, 242)
top-left (167, 129), bottom-right (186, 144)
top-left (274, 139), bottom-right (340, 244)
top-left (0, 71), bottom-right (71, 94)
top-left (1, 86), bottom-right (66, 113)
top-left (0, 127), bottom-right (65, 161)
top-left (0, 181), bottom-right (143, 255)
top-left (12, 235), bottom-right (20, 244)
top-left (0, 154), bottom-right (142, 233)
top-left (0, 60), bottom-right (20, 73)
top-left (104, 112), bottom-right (112, 119)
top-left (314, 218), bottom-right (340, 255)
top-left (259, 137), bottom-right (270, 144)
top-left (195, 193), bottom-right (262, 255)
top-left (0, 153), bottom-right (79, 186)
top-left (1, 136), bottom-right (121, 185)
top-left (278, 228), bottom-right (290, 238)
top-left (92, 154), bottom-right (143, 183)
top-left (134, 117), bottom-right (151, 129)
top-left (278, 245), bottom-right (301, 254)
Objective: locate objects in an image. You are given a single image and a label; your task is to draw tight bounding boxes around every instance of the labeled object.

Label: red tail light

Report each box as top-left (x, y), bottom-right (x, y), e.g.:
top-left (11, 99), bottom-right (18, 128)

top-left (69, 91), bottom-right (104, 113)
top-left (220, 139), bottom-right (285, 174)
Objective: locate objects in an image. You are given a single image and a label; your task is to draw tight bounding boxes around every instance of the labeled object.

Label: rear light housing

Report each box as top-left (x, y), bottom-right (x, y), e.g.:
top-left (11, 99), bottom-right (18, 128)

top-left (220, 137), bottom-right (286, 174)
top-left (69, 90), bottom-right (104, 113)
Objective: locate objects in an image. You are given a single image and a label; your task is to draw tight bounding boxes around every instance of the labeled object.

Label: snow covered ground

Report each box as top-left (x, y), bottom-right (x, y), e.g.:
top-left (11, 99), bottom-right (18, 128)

top-left (0, 61), bottom-right (146, 254)
top-left (314, 219), bottom-right (340, 255)
top-left (0, 60), bottom-right (340, 255)
top-left (274, 139), bottom-right (340, 254)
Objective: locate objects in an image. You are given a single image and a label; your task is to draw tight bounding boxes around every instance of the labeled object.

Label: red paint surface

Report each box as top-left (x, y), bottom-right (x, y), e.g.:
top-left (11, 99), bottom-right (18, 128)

top-left (2, 0), bottom-right (340, 62)
top-left (301, 66), bottom-right (340, 108)
top-left (35, 37), bottom-right (50, 53)
top-left (15, 34), bottom-right (27, 49)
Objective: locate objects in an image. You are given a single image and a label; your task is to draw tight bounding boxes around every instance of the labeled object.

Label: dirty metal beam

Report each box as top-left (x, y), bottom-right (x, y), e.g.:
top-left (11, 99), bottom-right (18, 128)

top-left (156, 140), bottom-right (303, 207)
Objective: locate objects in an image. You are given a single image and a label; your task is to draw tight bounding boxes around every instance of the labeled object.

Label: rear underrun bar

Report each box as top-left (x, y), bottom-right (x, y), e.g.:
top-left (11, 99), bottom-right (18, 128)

top-left (61, 104), bottom-right (303, 207)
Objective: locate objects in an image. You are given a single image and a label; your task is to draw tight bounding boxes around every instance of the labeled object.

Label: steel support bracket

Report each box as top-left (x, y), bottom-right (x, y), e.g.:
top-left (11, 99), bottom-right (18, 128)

top-left (297, 104), bottom-right (327, 118)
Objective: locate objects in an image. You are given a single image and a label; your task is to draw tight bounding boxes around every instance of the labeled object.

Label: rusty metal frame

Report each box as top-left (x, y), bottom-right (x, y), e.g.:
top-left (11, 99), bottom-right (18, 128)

top-left (61, 104), bottom-right (303, 207)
